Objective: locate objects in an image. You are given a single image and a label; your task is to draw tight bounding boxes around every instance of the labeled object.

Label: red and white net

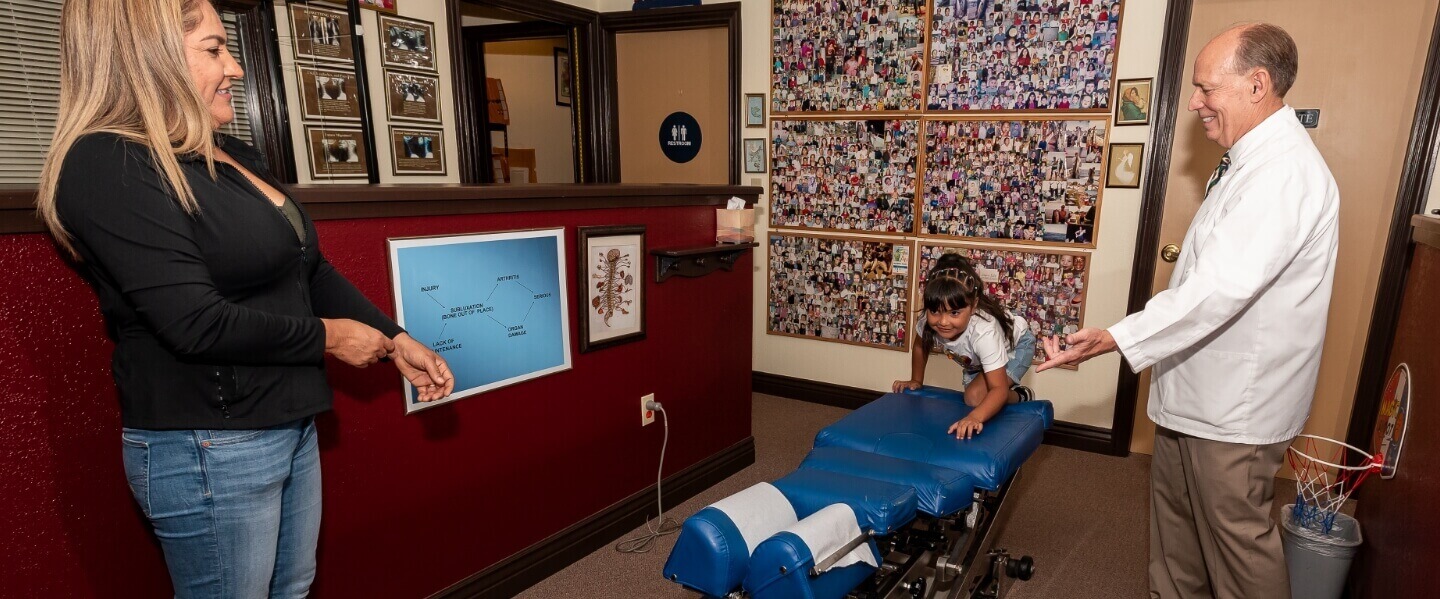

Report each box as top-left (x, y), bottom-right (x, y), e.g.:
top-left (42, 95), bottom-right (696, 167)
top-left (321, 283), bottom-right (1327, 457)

top-left (1286, 434), bottom-right (1382, 535)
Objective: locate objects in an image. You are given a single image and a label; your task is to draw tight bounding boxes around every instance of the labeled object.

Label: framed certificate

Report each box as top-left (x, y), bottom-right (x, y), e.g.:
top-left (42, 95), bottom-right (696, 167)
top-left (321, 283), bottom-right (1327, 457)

top-left (379, 14), bottom-right (436, 72)
top-left (389, 126), bottom-right (446, 176)
top-left (384, 70), bottom-right (441, 123)
top-left (297, 65), bottom-right (362, 121)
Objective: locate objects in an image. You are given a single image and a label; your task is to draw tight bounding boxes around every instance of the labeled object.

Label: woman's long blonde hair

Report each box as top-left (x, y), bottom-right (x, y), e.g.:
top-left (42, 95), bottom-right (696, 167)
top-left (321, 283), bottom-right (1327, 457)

top-left (36, 0), bottom-right (217, 259)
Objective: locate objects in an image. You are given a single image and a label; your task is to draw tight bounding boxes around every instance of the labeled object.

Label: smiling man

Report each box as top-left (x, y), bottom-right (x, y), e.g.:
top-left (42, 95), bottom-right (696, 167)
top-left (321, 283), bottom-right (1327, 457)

top-left (1036, 23), bottom-right (1339, 599)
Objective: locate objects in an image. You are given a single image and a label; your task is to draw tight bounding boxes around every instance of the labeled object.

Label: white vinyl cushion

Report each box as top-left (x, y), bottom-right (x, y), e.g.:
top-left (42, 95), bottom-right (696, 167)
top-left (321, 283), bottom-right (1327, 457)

top-left (785, 503), bottom-right (878, 571)
top-left (709, 483), bottom-right (798, 556)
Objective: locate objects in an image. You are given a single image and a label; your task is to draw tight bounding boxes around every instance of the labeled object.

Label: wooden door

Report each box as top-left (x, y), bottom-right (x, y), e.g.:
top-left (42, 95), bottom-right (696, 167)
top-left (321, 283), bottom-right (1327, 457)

top-left (1131, 0), bottom-right (1438, 453)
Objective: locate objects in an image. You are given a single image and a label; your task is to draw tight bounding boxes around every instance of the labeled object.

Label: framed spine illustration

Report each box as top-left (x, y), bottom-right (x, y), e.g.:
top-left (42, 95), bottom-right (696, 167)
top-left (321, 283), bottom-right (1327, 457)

top-left (921, 118), bottom-right (1106, 246)
top-left (577, 226), bottom-right (646, 352)
top-left (926, 0), bottom-right (1123, 112)
top-left (769, 119), bottom-right (918, 234)
top-left (916, 243), bottom-right (1090, 369)
top-left (770, 0), bottom-right (927, 113)
top-left (767, 232), bottom-right (912, 350)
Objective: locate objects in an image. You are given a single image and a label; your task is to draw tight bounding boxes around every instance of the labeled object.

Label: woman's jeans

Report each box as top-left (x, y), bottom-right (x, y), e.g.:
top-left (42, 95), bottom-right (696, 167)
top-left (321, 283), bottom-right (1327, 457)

top-left (121, 418), bottom-right (321, 599)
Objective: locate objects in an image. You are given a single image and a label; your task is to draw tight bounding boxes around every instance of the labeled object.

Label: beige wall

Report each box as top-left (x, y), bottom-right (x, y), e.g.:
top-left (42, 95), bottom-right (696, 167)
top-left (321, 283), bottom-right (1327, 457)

top-left (274, 1), bottom-right (461, 184)
top-left (484, 38), bottom-right (577, 184)
top-left (614, 28), bottom-right (731, 185)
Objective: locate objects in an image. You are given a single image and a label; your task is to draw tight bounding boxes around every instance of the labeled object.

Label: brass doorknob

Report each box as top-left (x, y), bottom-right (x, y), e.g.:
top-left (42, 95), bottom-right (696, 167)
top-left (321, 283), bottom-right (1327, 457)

top-left (1161, 243), bottom-right (1181, 263)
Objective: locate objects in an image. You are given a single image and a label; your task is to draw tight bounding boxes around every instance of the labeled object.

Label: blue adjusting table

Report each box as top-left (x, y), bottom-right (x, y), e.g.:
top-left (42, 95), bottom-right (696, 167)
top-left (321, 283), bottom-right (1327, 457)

top-left (664, 386), bottom-right (1053, 599)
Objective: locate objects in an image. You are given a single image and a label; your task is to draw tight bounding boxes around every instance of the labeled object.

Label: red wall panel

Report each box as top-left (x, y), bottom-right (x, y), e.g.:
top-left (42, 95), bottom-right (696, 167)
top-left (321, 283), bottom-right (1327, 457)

top-left (0, 205), bottom-right (753, 597)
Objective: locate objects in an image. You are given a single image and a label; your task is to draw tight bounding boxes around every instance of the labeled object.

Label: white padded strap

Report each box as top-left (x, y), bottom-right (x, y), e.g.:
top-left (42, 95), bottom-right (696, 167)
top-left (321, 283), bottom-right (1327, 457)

top-left (709, 482), bottom-right (798, 556)
top-left (787, 503), bottom-right (878, 571)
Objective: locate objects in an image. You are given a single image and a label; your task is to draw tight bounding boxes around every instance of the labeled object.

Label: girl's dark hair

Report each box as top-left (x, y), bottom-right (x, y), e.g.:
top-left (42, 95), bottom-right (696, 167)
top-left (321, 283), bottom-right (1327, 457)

top-left (918, 253), bottom-right (1015, 354)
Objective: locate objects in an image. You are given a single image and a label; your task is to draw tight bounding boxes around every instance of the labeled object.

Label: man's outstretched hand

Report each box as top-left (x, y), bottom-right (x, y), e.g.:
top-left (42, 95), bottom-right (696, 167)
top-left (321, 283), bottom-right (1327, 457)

top-left (1036, 328), bottom-right (1118, 372)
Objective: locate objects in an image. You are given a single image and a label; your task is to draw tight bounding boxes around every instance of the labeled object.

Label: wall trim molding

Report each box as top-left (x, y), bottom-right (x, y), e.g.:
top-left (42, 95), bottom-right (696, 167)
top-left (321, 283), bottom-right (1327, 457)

top-left (752, 371), bottom-right (1119, 456)
top-left (429, 436), bottom-right (756, 599)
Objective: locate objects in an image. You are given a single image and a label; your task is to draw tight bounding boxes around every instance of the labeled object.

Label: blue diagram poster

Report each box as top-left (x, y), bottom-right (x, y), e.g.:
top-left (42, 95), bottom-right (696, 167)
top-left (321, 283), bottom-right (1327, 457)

top-left (388, 228), bottom-right (571, 413)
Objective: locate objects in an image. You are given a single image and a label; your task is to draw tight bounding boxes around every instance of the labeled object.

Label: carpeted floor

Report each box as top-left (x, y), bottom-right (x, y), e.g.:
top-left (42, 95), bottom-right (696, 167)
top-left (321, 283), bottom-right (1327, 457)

top-left (517, 393), bottom-right (1153, 598)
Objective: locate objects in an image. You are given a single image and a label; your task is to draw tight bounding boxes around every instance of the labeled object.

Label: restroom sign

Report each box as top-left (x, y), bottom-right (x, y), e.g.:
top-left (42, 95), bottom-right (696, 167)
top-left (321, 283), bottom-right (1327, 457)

top-left (659, 112), bottom-right (702, 163)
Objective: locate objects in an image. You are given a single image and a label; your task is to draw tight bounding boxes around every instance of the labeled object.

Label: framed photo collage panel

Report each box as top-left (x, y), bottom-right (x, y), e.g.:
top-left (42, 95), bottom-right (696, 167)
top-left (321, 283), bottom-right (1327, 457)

top-left (764, 0), bottom-right (1125, 361)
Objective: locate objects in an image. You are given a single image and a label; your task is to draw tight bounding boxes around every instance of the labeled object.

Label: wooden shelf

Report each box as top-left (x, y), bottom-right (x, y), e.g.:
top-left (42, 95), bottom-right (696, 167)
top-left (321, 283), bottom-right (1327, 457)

top-left (651, 242), bottom-right (758, 282)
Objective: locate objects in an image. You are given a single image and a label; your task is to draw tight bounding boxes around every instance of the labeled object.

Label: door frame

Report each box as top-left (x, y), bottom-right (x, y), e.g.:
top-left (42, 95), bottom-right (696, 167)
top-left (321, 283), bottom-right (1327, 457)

top-left (597, 3), bottom-right (742, 185)
top-left (447, 0), bottom-right (605, 184)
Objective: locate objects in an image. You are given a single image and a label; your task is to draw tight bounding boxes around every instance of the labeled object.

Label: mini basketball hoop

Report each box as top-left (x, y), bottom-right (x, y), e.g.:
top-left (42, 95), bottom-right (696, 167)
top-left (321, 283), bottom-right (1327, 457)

top-left (1287, 434), bottom-right (1383, 535)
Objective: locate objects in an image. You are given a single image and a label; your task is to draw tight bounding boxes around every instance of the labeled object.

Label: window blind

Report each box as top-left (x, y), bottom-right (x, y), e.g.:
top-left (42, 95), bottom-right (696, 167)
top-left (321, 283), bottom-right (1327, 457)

top-left (0, 0), bottom-right (62, 185)
top-left (0, 4), bottom-right (259, 185)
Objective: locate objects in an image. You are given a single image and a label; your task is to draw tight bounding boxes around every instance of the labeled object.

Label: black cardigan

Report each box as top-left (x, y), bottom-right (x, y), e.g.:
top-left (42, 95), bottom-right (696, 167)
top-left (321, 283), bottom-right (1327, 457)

top-left (56, 133), bottom-right (403, 429)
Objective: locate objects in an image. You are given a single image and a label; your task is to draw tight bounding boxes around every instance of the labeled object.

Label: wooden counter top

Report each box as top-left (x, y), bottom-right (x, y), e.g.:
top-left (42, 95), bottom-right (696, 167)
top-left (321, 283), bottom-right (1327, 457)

top-left (1415, 214), bottom-right (1440, 250)
top-left (0, 183), bottom-right (762, 235)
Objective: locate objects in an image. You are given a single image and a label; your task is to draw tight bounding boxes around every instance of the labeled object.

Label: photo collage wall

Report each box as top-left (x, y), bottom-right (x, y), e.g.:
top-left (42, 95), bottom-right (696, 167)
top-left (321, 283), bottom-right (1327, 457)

top-left (765, 0), bottom-right (1123, 358)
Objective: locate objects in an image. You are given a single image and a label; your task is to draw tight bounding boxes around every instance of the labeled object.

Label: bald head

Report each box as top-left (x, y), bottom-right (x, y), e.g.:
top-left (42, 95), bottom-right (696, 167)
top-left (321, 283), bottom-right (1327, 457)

top-left (1188, 23), bottom-right (1296, 148)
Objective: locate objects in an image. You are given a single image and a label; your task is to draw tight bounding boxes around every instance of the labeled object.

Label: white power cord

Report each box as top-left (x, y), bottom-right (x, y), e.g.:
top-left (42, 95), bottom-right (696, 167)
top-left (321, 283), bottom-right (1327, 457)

top-left (616, 401), bottom-right (681, 553)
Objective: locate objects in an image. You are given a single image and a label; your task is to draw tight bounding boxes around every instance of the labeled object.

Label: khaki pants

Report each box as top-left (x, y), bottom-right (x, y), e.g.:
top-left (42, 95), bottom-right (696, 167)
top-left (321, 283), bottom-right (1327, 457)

top-left (1149, 426), bottom-right (1292, 599)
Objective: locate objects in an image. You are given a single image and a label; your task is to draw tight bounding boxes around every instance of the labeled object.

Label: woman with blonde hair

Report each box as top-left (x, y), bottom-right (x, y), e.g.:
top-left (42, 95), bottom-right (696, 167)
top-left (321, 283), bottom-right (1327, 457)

top-left (35, 1), bottom-right (453, 595)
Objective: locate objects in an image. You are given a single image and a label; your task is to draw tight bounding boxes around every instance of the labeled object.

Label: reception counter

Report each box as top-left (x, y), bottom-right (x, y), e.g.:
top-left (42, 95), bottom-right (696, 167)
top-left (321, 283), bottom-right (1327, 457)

top-left (0, 183), bottom-right (761, 597)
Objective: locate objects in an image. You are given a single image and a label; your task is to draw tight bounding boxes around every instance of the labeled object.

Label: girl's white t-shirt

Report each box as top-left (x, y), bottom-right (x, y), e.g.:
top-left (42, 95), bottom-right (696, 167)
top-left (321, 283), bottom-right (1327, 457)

top-left (922, 310), bottom-right (1029, 375)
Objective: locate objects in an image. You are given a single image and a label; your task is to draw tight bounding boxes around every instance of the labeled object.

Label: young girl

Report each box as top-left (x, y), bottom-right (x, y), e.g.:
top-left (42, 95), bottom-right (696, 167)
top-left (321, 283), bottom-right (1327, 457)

top-left (893, 253), bottom-right (1036, 440)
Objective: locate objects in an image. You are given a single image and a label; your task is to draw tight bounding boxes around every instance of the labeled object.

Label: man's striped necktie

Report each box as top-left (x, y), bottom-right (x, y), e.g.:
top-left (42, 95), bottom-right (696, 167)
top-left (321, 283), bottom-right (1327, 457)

top-left (1204, 152), bottom-right (1231, 197)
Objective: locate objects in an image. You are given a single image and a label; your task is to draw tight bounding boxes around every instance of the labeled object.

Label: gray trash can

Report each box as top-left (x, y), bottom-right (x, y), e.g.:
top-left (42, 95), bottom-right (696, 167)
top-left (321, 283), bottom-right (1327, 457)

top-left (1280, 504), bottom-right (1362, 599)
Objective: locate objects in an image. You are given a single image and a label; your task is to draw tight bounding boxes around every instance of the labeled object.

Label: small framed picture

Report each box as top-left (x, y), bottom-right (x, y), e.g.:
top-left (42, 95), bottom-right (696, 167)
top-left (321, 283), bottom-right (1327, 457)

top-left (389, 126), bottom-right (446, 176)
top-left (384, 69), bottom-right (441, 123)
top-left (744, 138), bottom-right (766, 173)
top-left (1114, 78), bottom-right (1153, 126)
top-left (297, 65), bottom-right (362, 121)
top-left (304, 125), bottom-right (370, 180)
top-left (577, 225), bottom-right (646, 352)
top-left (359, 0), bottom-right (397, 14)
top-left (554, 48), bottom-right (572, 107)
top-left (379, 15), bottom-right (436, 72)
top-left (745, 93), bottom-right (765, 127)
top-left (288, 3), bottom-right (353, 63)
top-left (1105, 143), bottom-right (1144, 189)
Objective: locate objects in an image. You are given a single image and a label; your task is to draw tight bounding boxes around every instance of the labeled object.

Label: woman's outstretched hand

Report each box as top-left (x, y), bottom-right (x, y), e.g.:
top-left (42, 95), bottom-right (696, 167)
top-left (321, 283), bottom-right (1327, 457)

top-left (389, 333), bottom-right (454, 402)
top-left (1035, 328), bottom-right (1117, 372)
top-left (322, 318), bottom-right (394, 367)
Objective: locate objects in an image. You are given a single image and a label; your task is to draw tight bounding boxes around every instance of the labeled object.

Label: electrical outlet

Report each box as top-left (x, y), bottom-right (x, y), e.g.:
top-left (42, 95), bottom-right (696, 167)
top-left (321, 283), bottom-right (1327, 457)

top-left (641, 393), bottom-right (656, 426)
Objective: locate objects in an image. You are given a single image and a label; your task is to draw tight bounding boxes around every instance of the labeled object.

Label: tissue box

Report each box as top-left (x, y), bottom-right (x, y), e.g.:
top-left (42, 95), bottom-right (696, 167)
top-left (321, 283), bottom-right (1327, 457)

top-left (717, 208), bottom-right (755, 244)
